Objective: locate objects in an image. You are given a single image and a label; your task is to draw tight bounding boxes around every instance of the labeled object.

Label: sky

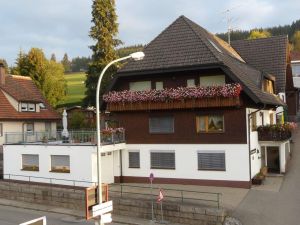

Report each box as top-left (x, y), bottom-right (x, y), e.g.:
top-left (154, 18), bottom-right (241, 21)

top-left (0, 0), bottom-right (300, 65)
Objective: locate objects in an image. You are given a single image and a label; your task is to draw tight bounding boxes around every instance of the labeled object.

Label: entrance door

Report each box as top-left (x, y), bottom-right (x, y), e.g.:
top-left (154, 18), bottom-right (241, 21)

top-left (267, 147), bottom-right (280, 173)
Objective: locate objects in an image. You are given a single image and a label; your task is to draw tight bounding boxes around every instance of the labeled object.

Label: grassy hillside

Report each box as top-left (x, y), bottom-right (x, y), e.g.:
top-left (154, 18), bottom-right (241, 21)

top-left (58, 72), bottom-right (86, 108)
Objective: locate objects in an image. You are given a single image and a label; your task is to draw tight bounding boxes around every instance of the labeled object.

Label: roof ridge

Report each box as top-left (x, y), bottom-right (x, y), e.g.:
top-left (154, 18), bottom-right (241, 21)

top-left (181, 16), bottom-right (222, 63)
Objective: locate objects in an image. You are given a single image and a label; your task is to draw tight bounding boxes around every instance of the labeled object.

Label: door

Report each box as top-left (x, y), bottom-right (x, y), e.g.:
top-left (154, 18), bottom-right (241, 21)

top-left (267, 147), bottom-right (280, 173)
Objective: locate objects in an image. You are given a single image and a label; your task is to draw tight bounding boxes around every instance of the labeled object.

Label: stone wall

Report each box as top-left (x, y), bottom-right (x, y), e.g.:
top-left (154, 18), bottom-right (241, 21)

top-left (0, 180), bottom-right (86, 211)
top-left (112, 197), bottom-right (226, 225)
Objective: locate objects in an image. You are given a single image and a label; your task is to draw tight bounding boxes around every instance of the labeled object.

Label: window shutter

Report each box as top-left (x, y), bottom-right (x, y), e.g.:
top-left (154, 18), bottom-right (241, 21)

top-left (22, 154), bottom-right (39, 167)
top-left (129, 152), bottom-right (140, 168)
top-left (198, 152), bottom-right (225, 171)
top-left (51, 155), bottom-right (70, 168)
top-left (151, 152), bottom-right (175, 169)
top-left (149, 117), bottom-right (174, 133)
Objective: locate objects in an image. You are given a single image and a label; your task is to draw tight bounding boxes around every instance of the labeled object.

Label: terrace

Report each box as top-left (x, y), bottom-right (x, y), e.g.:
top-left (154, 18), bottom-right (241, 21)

top-left (4, 129), bottom-right (125, 146)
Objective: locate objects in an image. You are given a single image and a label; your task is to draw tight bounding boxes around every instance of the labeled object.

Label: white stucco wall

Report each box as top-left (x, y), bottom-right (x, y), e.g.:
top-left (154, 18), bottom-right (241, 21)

top-left (247, 108), bottom-right (277, 178)
top-left (122, 144), bottom-right (250, 182)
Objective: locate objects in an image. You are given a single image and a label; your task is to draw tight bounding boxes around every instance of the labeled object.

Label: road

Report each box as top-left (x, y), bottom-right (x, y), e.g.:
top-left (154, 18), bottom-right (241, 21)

top-left (233, 129), bottom-right (300, 225)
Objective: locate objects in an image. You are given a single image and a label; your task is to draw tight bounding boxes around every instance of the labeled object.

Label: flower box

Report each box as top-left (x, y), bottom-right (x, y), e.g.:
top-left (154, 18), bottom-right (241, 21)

top-left (107, 96), bottom-right (241, 112)
top-left (257, 123), bottom-right (296, 142)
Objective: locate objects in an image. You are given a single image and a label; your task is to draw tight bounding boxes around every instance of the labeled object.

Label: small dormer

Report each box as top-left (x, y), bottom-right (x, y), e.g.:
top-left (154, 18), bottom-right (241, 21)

top-left (262, 73), bottom-right (275, 94)
top-left (20, 102), bottom-right (36, 112)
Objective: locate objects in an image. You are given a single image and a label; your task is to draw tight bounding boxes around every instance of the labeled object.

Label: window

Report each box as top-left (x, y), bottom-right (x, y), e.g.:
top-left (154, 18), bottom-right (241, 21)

top-left (196, 115), bottom-right (224, 133)
top-left (199, 75), bottom-right (225, 87)
top-left (21, 103), bottom-right (28, 111)
top-left (51, 155), bottom-right (70, 173)
top-left (187, 79), bottom-right (196, 87)
top-left (151, 152), bottom-right (175, 169)
top-left (26, 123), bottom-right (34, 134)
top-left (0, 123), bottom-right (2, 137)
top-left (269, 112), bottom-right (274, 125)
top-left (28, 103), bottom-right (36, 112)
top-left (292, 63), bottom-right (300, 77)
top-left (263, 79), bottom-right (274, 94)
top-left (155, 81), bottom-right (163, 90)
top-left (251, 112), bottom-right (257, 131)
top-left (22, 154), bottom-right (39, 171)
top-left (39, 103), bottom-right (46, 109)
top-left (198, 151), bottom-right (226, 171)
top-left (128, 151), bottom-right (140, 168)
top-left (45, 122), bottom-right (52, 134)
top-left (129, 81), bottom-right (151, 91)
top-left (149, 116), bottom-right (174, 134)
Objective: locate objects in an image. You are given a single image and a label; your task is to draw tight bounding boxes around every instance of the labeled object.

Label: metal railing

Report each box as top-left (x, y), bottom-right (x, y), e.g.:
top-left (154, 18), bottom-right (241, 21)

top-left (4, 130), bottom-right (125, 145)
top-left (3, 173), bottom-right (97, 188)
top-left (109, 184), bottom-right (222, 208)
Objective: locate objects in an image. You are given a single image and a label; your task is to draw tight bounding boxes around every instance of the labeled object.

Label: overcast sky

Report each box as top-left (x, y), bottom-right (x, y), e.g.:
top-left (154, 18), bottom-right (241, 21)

top-left (0, 0), bottom-right (300, 65)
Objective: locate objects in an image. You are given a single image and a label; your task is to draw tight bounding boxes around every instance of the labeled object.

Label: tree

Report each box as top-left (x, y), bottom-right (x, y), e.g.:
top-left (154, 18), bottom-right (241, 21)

top-left (50, 53), bottom-right (57, 62)
top-left (12, 48), bottom-right (66, 107)
top-left (0, 59), bottom-right (9, 73)
top-left (61, 53), bottom-right (71, 73)
top-left (83, 0), bottom-right (122, 107)
top-left (248, 30), bottom-right (271, 39)
top-left (71, 56), bottom-right (91, 72)
top-left (69, 111), bottom-right (86, 129)
top-left (292, 31), bottom-right (300, 51)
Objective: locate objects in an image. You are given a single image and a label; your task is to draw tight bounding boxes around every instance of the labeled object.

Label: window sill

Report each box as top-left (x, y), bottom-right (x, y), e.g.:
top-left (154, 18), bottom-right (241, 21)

top-left (50, 169), bottom-right (70, 173)
top-left (21, 168), bottom-right (39, 172)
top-left (129, 167), bottom-right (140, 169)
top-left (198, 169), bottom-right (226, 172)
top-left (151, 167), bottom-right (175, 170)
top-left (197, 131), bottom-right (225, 134)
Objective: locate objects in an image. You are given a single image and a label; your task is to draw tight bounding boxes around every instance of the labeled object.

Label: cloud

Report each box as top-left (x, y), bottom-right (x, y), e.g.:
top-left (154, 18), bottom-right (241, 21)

top-left (0, 0), bottom-right (299, 65)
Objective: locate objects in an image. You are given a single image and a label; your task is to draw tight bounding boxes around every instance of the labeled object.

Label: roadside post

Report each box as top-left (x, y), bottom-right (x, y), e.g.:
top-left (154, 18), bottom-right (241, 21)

top-left (157, 189), bottom-right (165, 224)
top-left (149, 172), bottom-right (155, 222)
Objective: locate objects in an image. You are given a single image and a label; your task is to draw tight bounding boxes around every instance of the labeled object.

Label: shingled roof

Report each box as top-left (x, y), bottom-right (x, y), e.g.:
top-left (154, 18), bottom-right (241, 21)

top-left (231, 36), bottom-right (288, 93)
top-left (0, 75), bottom-right (60, 120)
top-left (116, 16), bottom-right (283, 106)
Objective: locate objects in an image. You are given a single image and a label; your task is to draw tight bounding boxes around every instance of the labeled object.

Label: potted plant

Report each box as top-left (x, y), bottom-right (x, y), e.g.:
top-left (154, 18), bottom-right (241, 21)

top-left (252, 172), bottom-right (265, 185)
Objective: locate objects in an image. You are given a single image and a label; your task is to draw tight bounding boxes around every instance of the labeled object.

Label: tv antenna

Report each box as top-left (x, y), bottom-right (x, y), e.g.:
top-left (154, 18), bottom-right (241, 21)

top-left (222, 5), bottom-right (242, 45)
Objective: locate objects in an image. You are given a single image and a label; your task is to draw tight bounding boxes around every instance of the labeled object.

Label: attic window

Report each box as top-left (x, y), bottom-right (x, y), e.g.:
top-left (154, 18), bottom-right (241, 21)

top-left (21, 103), bottom-right (28, 112)
top-left (39, 103), bottom-right (46, 109)
top-left (208, 39), bottom-right (222, 53)
top-left (263, 79), bottom-right (274, 94)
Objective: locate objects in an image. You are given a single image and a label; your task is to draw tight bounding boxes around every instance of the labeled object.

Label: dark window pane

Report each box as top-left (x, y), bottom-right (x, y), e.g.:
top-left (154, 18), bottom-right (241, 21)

top-left (151, 152), bottom-right (175, 169)
top-left (149, 117), bottom-right (174, 133)
top-left (198, 152), bottom-right (225, 171)
top-left (129, 152), bottom-right (140, 168)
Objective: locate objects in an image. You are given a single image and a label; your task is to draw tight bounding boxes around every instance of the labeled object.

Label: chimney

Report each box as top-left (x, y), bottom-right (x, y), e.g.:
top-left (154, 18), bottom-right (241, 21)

top-left (0, 62), bottom-right (6, 85)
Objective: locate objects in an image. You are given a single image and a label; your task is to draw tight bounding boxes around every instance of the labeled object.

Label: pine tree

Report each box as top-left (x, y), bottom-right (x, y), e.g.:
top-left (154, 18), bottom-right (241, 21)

top-left (50, 53), bottom-right (57, 62)
top-left (83, 0), bottom-right (122, 107)
top-left (61, 53), bottom-right (71, 73)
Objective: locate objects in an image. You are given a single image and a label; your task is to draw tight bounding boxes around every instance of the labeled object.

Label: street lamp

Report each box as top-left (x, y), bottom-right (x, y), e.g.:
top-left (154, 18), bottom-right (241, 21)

top-left (95, 52), bottom-right (145, 224)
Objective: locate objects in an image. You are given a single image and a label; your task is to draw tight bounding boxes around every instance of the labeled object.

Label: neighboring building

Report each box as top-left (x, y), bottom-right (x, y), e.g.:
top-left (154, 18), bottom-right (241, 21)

top-left (102, 16), bottom-right (291, 188)
top-left (231, 38), bottom-right (299, 121)
top-left (0, 63), bottom-right (60, 175)
top-left (291, 51), bottom-right (300, 115)
top-left (66, 106), bottom-right (96, 129)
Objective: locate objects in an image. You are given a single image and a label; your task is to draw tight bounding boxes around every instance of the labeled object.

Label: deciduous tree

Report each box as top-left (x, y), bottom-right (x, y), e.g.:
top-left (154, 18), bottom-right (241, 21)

top-left (248, 30), bottom-right (271, 39)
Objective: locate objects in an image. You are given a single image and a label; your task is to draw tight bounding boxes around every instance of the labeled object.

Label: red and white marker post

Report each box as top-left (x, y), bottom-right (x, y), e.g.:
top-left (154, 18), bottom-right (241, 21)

top-left (157, 189), bottom-right (165, 223)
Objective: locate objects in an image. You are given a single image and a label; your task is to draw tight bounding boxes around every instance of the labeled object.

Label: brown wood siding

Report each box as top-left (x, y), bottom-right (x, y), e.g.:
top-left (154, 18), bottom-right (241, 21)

top-left (114, 68), bottom-right (231, 91)
top-left (110, 107), bottom-right (247, 144)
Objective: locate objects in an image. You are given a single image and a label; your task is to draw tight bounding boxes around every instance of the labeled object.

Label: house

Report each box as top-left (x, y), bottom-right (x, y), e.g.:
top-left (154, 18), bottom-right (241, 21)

top-left (231, 37), bottom-right (300, 122)
top-left (0, 64), bottom-right (60, 175)
top-left (66, 106), bottom-right (96, 129)
top-left (290, 51), bottom-right (300, 113)
top-left (1, 63), bottom-right (125, 186)
top-left (101, 16), bottom-right (292, 188)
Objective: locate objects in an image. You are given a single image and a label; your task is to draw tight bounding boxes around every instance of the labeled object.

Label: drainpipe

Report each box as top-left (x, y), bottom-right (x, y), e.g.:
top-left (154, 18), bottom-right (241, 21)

top-left (247, 104), bottom-right (266, 186)
top-left (119, 149), bottom-right (123, 183)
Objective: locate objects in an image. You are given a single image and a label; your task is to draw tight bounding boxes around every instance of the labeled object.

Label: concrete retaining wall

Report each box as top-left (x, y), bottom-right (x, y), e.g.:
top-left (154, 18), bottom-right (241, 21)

top-left (0, 180), bottom-right (86, 211)
top-left (112, 197), bottom-right (226, 225)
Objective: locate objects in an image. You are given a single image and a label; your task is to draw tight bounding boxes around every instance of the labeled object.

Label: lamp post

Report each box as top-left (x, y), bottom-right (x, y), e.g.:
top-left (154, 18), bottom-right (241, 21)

top-left (95, 52), bottom-right (145, 224)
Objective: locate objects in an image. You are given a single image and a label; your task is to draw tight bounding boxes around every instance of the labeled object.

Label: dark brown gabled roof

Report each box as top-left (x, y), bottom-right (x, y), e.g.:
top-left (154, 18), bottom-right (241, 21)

top-left (231, 36), bottom-right (288, 93)
top-left (0, 75), bottom-right (60, 121)
top-left (115, 16), bottom-right (283, 106)
top-left (291, 51), bottom-right (300, 61)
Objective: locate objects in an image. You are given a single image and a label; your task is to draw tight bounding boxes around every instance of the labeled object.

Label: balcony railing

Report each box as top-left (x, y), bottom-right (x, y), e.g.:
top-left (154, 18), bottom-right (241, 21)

top-left (257, 125), bottom-right (292, 142)
top-left (4, 130), bottom-right (125, 145)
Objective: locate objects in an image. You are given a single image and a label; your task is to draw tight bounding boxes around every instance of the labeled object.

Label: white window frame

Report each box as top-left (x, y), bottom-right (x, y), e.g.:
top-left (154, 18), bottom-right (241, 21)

top-left (21, 103), bottom-right (28, 112)
top-left (128, 150), bottom-right (140, 168)
top-left (129, 81), bottom-right (151, 91)
top-left (22, 154), bottom-right (39, 171)
top-left (50, 155), bottom-right (70, 173)
top-left (150, 151), bottom-right (175, 170)
top-left (197, 150), bottom-right (226, 171)
top-left (28, 103), bottom-right (36, 112)
top-left (0, 123), bottom-right (2, 137)
top-left (155, 81), bottom-right (163, 90)
top-left (149, 116), bottom-right (174, 134)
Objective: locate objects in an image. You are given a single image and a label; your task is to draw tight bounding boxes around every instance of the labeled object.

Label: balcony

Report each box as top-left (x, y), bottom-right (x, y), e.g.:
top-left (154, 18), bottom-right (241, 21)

top-left (257, 124), bottom-right (294, 142)
top-left (104, 83), bottom-right (242, 112)
top-left (4, 129), bottom-right (125, 146)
